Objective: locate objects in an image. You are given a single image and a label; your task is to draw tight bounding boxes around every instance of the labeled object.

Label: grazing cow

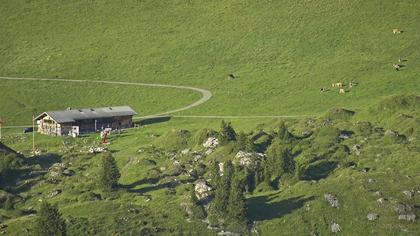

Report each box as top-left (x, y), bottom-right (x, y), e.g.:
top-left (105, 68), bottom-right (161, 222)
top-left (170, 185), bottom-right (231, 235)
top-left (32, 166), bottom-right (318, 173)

top-left (393, 64), bottom-right (401, 71)
top-left (349, 81), bottom-right (357, 88)
top-left (339, 88), bottom-right (345, 94)
top-left (393, 28), bottom-right (401, 34)
top-left (320, 87), bottom-right (327, 92)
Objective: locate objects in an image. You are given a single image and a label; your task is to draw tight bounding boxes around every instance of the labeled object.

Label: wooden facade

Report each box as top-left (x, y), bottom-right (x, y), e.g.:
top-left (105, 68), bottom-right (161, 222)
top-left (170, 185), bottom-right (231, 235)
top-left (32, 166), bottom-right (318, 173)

top-left (35, 106), bottom-right (137, 136)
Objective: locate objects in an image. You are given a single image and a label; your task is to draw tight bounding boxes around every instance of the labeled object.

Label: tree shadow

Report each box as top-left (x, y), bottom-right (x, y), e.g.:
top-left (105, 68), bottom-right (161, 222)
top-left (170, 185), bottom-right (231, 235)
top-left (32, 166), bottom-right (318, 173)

top-left (137, 116), bottom-right (171, 126)
top-left (25, 153), bottom-right (61, 169)
top-left (248, 194), bottom-right (314, 221)
top-left (121, 174), bottom-right (193, 194)
top-left (121, 176), bottom-right (162, 189)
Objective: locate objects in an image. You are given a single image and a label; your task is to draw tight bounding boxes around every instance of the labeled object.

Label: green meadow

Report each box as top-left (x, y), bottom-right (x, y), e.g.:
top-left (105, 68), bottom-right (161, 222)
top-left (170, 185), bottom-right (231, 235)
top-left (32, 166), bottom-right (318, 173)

top-left (0, 0), bottom-right (419, 235)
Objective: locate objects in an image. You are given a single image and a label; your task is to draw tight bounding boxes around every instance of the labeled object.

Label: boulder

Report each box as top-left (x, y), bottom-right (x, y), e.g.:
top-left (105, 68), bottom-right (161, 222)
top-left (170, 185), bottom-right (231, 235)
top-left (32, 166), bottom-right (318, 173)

top-left (88, 146), bottom-right (106, 154)
top-left (330, 222), bottom-right (341, 233)
top-left (205, 149), bottom-right (214, 155)
top-left (234, 151), bottom-right (266, 170)
top-left (324, 194), bottom-right (340, 208)
top-left (398, 213), bottom-right (416, 222)
top-left (403, 190), bottom-right (414, 199)
top-left (367, 213), bottom-right (379, 221)
top-left (48, 163), bottom-right (68, 178)
top-left (203, 137), bottom-right (219, 149)
top-left (219, 162), bottom-right (224, 176)
top-left (194, 180), bottom-right (212, 200)
top-left (49, 189), bottom-right (62, 198)
top-left (181, 149), bottom-right (190, 155)
top-left (377, 198), bottom-right (387, 204)
top-left (394, 203), bottom-right (412, 214)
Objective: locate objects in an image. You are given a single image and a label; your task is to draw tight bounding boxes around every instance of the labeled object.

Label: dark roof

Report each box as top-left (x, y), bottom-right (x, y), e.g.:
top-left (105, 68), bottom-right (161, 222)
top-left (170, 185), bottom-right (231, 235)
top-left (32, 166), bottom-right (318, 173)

top-left (35, 106), bottom-right (137, 123)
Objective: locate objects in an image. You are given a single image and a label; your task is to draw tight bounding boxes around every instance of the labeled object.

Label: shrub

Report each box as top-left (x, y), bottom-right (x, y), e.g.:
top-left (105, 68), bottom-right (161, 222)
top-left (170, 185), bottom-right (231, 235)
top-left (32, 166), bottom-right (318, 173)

top-left (34, 202), bottom-right (66, 236)
top-left (99, 153), bottom-right (121, 191)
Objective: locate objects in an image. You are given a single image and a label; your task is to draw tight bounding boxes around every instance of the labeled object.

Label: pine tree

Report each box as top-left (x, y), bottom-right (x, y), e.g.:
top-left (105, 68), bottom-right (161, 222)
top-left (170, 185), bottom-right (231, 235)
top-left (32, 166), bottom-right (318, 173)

top-left (219, 121), bottom-right (236, 144)
top-left (209, 161), bottom-right (220, 186)
top-left (277, 121), bottom-right (291, 143)
top-left (266, 138), bottom-right (293, 179)
top-left (34, 201), bottom-right (67, 236)
top-left (227, 170), bottom-right (248, 230)
top-left (236, 132), bottom-right (255, 152)
top-left (99, 153), bottom-right (121, 191)
top-left (244, 167), bottom-right (255, 193)
top-left (211, 161), bottom-right (234, 217)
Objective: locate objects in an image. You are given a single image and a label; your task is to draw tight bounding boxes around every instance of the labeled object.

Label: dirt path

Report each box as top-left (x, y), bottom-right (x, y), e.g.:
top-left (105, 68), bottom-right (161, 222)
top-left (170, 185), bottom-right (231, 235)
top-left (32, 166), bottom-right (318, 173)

top-left (0, 76), bottom-right (212, 117)
top-left (0, 76), bottom-right (311, 129)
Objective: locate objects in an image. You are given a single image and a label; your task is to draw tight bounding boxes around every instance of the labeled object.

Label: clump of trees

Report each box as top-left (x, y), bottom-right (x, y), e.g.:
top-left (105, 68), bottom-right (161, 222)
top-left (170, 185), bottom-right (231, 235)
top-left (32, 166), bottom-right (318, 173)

top-left (99, 153), bottom-right (121, 191)
top-left (265, 138), bottom-right (294, 181)
top-left (34, 201), bottom-right (67, 236)
top-left (210, 161), bottom-right (248, 231)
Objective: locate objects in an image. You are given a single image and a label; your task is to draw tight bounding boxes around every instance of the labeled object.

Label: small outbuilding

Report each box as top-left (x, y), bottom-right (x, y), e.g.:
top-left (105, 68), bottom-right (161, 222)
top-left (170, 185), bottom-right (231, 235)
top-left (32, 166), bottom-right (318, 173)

top-left (34, 106), bottom-right (137, 136)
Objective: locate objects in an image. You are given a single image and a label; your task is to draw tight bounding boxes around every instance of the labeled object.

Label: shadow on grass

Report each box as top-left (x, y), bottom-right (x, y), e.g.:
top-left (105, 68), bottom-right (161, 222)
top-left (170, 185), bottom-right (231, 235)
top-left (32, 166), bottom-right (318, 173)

top-left (248, 194), bottom-right (314, 221)
top-left (25, 153), bottom-right (61, 169)
top-left (136, 116), bottom-right (171, 126)
top-left (122, 176), bottom-right (191, 194)
top-left (122, 176), bottom-right (162, 189)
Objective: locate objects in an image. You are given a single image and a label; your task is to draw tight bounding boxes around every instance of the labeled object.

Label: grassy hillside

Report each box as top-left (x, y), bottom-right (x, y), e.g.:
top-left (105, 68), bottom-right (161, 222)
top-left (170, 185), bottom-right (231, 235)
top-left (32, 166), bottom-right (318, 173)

top-left (1, 97), bottom-right (419, 235)
top-left (0, 1), bottom-right (419, 235)
top-left (1, 0), bottom-right (420, 121)
top-left (0, 79), bottom-right (200, 125)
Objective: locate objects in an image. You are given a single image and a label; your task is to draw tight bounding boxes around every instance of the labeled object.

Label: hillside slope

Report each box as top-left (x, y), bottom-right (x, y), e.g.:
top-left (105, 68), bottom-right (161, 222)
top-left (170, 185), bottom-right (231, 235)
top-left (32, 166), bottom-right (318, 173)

top-left (1, 0), bottom-right (420, 122)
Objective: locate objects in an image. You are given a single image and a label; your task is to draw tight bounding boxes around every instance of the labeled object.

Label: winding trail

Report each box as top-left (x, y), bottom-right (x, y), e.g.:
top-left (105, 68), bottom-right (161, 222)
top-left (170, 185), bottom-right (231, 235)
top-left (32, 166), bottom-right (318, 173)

top-left (0, 76), bottom-right (212, 118)
top-left (0, 76), bottom-right (312, 128)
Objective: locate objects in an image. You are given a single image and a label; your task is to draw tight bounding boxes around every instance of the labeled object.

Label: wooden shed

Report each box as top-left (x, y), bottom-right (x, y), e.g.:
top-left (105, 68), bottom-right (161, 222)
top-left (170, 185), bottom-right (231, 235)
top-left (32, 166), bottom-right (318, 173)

top-left (34, 106), bottom-right (137, 136)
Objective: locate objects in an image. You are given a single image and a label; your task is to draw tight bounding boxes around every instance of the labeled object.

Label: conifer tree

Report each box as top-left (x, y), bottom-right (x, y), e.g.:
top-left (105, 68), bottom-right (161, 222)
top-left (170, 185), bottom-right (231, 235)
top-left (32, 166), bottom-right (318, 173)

top-left (34, 201), bottom-right (67, 236)
top-left (99, 153), bottom-right (121, 191)
top-left (212, 161), bottom-right (234, 217)
top-left (277, 121), bottom-right (291, 142)
top-left (266, 138), bottom-right (293, 179)
top-left (236, 132), bottom-right (255, 152)
top-left (227, 170), bottom-right (248, 230)
top-left (219, 121), bottom-right (236, 144)
top-left (209, 161), bottom-right (220, 186)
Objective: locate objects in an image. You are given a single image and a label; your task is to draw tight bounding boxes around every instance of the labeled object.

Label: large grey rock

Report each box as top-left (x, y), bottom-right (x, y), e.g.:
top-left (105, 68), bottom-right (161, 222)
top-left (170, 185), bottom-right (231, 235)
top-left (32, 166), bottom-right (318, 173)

top-left (49, 189), bottom-right (62, 198)
top-left (181, 149), bottom-right (190, 155)
top-left (48, 163), bottom-right (68, 178)
top-left (394, 204), bottom-right (411, 214)
top-left (367, 213), bottom-right (379, 221)
top-left (203, 137), bottom-right (219, 149)
top-left (234, 151), bottom-right (266, 170)
top-left (88, 146), bottom-right (106, 154)
top-left (330, 222), bottom-right (341, 233)
top-left (194, 180), bottom-right (212, 200)
top-left (398, 213), bottom-right (416, 222)
top-left (402, 190), bottom-right (414, 199)
top-left (324, 194), bottom-right (340, 208)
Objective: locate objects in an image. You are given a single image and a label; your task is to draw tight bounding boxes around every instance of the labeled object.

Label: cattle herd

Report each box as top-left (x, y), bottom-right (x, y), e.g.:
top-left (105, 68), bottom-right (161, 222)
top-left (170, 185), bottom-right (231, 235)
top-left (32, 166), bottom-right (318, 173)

top-left (321, 28), bottom-right (405, 94)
